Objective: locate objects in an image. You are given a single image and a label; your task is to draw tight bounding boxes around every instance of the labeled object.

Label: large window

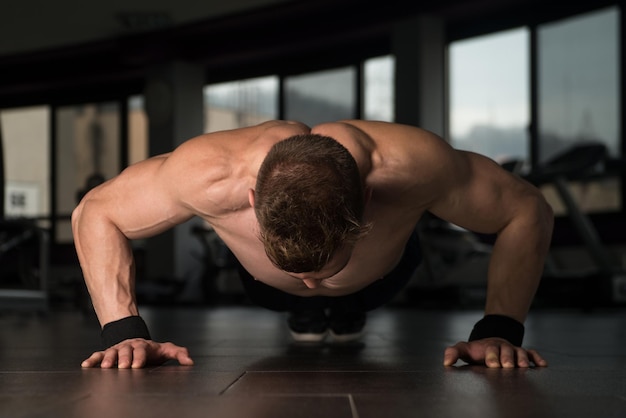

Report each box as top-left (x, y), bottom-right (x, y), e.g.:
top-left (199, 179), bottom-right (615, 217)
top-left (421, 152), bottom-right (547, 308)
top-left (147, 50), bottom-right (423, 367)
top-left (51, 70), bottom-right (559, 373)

top-left (364, 55), bottom-right (395, 122)
top-left (0, 106), bottom-right (50, 304)
top-left (204, 76), bottom-right (279, 132)
top-left (538, 7), bottom-right (620, 161)
top-left (0, 106), bottom-right (50, 221)
top-left (285, 67), bottom-right (356, 127)
top-left (449, 28), bottom-right (530, 164)
top-left (537, 7), bottom-right (621, 214)
top-left (56, 102), bottom-right (121, 242)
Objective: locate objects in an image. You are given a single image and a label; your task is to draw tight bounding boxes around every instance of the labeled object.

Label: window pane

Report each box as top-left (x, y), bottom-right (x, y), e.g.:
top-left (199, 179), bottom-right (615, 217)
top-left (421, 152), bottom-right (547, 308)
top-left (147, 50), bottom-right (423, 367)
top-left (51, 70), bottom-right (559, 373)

top-left (285, 67), bottom-right (356, 127)
top-left (537, 7), bottom-right (621, 215)
top-left (204, 76), bottom-right (279, 132)
top-left (449, 28), bottom-right (529, 163)
top-left (0, 106), bottom-right (50, 221)
top-left (364, 55), bottom-right (395, 122)
top-left (128, 95), bottom-right (148, 165)
top-left (56, 102), bottom-right (120, 242)
top-left (538, 7), bottom-right (619, 161)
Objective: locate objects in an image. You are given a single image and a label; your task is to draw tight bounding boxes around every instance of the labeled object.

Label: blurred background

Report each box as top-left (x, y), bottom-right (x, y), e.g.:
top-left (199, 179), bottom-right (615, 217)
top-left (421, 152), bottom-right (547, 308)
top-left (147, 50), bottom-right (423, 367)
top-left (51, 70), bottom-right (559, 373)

top-left (0, 0), bottom-right (624, 314)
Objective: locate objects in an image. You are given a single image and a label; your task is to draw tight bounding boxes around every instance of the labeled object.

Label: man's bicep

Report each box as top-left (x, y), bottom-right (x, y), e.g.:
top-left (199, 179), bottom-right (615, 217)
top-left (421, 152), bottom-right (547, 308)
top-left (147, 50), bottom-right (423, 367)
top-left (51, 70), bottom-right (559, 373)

top-left (427, 151), bottom-right (523, 235)
top-left (97, 156), bottom-right (194, 240)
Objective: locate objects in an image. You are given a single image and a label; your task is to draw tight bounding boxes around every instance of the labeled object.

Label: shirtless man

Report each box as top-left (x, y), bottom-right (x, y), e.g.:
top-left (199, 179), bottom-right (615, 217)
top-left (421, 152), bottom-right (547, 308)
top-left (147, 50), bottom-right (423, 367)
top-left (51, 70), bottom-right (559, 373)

top-left (73, 120), bottom-right (553, 369)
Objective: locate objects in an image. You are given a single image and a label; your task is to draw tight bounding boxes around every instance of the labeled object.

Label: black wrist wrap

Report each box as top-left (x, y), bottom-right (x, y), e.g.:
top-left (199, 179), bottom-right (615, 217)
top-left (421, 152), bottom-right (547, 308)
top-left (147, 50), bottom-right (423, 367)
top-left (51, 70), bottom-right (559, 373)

top-left (469, 314), bottom-right (525, 347)
top-left (101, 316), bottom-right (151, 348)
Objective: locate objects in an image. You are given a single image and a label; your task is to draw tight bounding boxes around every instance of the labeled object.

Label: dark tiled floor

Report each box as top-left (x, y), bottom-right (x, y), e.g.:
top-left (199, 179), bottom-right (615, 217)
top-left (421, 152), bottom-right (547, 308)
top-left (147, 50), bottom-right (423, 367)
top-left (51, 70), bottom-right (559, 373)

top-left (1, 305), bottom-right (626, 418)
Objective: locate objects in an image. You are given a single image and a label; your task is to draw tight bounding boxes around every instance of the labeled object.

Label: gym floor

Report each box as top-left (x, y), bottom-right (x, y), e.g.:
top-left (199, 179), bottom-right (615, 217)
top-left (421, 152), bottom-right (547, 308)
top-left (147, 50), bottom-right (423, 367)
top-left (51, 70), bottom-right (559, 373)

top-left (1, 304), bottom-right (625, 418)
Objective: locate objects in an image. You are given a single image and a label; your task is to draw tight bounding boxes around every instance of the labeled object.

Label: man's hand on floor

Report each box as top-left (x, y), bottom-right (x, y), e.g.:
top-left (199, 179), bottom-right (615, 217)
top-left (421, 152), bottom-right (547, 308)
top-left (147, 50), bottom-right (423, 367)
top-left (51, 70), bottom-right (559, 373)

top-left (81, 338), bottom-right (194, 369)
top-left (443, 337), bottom-right (548, 368)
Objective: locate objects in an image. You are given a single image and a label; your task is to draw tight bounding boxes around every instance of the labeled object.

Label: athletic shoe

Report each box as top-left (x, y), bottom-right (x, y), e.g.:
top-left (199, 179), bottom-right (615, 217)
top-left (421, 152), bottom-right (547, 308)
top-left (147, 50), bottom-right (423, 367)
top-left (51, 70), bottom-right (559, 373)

top-left (328, 310), bottom-right (366, 343)
top-left (287, 309), bottom-right (329, 343)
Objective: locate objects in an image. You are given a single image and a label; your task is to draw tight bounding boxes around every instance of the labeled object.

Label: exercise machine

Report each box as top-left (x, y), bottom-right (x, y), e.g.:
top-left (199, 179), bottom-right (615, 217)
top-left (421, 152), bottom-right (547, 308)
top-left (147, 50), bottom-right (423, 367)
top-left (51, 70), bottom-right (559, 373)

top-left (407, 141), bottom-right (625, 310)
top-left (518, 142), bottom-right (625, 307)
top-left (191, 224), bottom-right (244, 304)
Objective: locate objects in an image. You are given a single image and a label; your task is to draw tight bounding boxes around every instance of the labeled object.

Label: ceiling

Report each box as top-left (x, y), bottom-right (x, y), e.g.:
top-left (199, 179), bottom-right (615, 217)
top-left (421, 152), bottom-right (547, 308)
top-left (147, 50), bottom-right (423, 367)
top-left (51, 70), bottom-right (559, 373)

top-left (0, 0), bottom-right (564, 58)
top-left (0, 0), bottom-right (293, 57)
top-left (0, 0), bottom-right (612, 107)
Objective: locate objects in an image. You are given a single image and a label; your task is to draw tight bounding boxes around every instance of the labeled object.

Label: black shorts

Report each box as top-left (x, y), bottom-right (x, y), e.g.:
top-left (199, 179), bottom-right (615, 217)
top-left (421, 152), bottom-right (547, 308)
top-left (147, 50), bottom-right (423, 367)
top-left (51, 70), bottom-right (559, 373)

top-left (237, 229), bottom-right (421, 313)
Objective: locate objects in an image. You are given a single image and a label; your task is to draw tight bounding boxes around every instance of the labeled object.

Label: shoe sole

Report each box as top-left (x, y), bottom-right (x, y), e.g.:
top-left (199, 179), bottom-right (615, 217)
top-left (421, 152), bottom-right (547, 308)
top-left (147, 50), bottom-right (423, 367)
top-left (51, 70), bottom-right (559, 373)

top-left (289, 330), bottom-right (328, 343)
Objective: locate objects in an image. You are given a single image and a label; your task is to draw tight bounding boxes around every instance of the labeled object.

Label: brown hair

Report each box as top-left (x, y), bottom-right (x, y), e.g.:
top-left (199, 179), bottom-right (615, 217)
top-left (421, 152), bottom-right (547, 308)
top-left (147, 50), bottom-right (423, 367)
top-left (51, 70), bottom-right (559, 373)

top-left (254, 134), bottom-right (370, 273)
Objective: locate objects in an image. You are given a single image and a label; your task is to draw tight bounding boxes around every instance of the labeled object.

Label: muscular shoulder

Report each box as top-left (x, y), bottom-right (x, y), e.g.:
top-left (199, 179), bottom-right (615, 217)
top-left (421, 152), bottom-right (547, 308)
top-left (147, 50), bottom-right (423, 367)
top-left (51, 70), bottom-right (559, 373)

top-left (316, 121), bottom-right (467, 207)
top-left (172, 120), bottom-right (309, 159)
top-left (313, 120), bottom-right (430, 142)
top-left (317, 121), bottom-right (456, 176)
top-left (313, 120), bottom-right (450, 163)
top-left (312, 120), bottom-right (368, 138)
top-left (161, 121), bottom-right (311, 217)
top-left (168, 120), bottom-right (305, 159)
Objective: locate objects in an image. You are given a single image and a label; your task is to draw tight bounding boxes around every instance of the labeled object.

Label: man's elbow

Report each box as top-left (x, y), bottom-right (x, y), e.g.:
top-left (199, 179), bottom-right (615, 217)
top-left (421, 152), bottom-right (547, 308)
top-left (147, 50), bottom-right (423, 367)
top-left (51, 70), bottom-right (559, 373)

top-left (71, 200), bottom-right (84, 238)
top-left (531, 192), bottom-right (554, 243)
top-left (71, 193), bottom-right (96, 237)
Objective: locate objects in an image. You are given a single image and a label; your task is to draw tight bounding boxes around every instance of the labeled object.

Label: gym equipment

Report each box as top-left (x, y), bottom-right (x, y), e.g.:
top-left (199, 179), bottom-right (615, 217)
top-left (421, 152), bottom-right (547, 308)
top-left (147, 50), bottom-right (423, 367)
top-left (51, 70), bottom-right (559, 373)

top-left (407, 212), bottom-right (492, 308)
top-left (0, 219), bottom-right (49, 311)
top-left (408, 141), bottom-right (625, 309)
top-left (191, 224), bottom-right (243, 304)
top-left (509, 142), bottom-right (625, 307)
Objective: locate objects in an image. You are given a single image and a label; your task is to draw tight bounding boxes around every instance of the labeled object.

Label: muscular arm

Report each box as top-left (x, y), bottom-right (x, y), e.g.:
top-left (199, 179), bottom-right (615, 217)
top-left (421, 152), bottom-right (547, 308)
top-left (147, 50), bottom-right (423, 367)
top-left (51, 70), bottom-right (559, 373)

top-left (427, 149), bottom-right (554, 322)
top-left (72, 153), bottom-right (199, 368)
top-left (327, 120), bottom-right (553, 320)
top-left (72, 120), bottom-right (311, 368)
top-left (336, 120), bottom-right (553, 367)
top-left (72, 120), bottom-right (307, 326)
top-left (429, 150), bottom-right (553, 367)
top-left (71, 154), bottom-right (194, 326)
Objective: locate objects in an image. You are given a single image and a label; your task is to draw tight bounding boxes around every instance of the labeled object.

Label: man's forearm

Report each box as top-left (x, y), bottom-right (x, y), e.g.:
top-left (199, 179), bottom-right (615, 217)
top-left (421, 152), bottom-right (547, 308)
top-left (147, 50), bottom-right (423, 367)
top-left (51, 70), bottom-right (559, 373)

top-left (484, 203), bottom-right (553, 323)
top-left (72, 206), bottom-right (139, 327)
top-left (77, 240), bottom-right (139, 326)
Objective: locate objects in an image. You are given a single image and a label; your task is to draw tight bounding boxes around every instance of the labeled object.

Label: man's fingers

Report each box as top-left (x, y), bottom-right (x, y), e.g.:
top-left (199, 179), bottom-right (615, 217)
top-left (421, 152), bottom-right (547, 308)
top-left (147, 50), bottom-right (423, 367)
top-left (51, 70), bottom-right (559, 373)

top-left (81, 340), bottom-right (195, 370)
top-left (514, 347), bottom-right (530, 368)
top-left (176, 349), bottom-right (194, 366)
top-left (485, 344), bottom-right (501, 368)
top-left (131, 344), bottom-right (148, 369)
top-left (81, 351), bottom-right (104, 368)
top-left (173, 345), bottom-right (194, 366)
top-left (117, 345), bottom-right (133, 369)
top-left (443, 338), bottom-right (548, 369)
top-left (527, 349), bottom-right (548, 367)
top-left (443, 344), bottom-right (461, 367)
top-left (100, 349), bottom-right (119, 369)
top-left (499, 344), bottom-right (515, 368)
top-left (160, 342), bottom-right (194, 366)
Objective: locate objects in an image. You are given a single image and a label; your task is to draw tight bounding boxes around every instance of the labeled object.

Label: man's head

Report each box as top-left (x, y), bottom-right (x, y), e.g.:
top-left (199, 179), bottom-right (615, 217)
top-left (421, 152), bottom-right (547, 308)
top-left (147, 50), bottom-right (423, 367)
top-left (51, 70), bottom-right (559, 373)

top-left (252, 133), bottom-right (371, 274)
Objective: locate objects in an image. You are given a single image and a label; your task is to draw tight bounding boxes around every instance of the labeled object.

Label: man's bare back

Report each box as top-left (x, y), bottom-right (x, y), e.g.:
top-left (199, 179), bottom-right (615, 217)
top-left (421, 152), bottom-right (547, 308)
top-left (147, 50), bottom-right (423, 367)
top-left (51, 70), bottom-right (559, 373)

top-left (179, 121), bottom-right (425, 297)
top-left (73, 119), bottom-right (553, 369)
